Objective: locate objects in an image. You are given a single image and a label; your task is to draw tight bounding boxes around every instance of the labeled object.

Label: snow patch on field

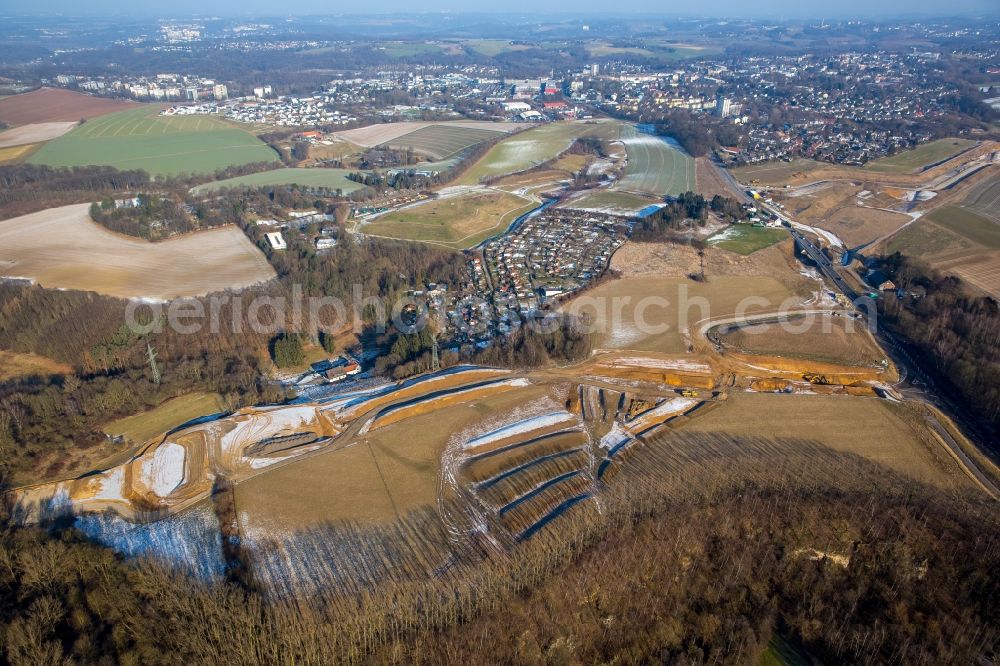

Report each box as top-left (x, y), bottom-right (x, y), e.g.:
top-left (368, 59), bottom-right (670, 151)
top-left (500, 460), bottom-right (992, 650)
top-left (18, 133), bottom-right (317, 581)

top-left (608, 357), bottom-right (712, 373)
top-left (599, 423), bottom-right (631, 450)
top-left (89, 467), bottom-right (126, 501)
top-left (75, 504), bottom-right (224, 580)
top-left (140, 442), bottom-right (187, 497)
top-left (606, 322), bottom-right (646, 348)
top-left (464, 411), bottom-right (577, 450)
top-left (249, 455), bottom-right (294, 469)
top-left (448, 395), bottom-right (565, 454)
top-left (706, 226), bottom-right (744, 244)
top-left (218, 405), bottom-right (317, 455)
top-left (634, 397), bottom-right (698, 422)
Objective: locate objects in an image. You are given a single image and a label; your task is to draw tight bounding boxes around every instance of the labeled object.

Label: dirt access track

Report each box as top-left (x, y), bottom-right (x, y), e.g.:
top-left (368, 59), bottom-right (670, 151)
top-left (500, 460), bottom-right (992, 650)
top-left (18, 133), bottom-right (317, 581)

top-left (0, 87), bottom-right (140, 126)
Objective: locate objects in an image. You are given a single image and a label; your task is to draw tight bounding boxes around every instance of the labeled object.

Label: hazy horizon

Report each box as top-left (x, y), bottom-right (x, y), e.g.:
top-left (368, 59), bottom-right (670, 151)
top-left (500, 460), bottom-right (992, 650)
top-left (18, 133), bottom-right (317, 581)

top-left (3, 1), bottom-right (999, 19)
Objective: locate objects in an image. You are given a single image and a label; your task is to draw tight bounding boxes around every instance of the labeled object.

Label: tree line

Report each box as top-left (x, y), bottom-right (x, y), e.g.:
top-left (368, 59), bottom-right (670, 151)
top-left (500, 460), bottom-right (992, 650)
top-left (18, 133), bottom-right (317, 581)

top-left (875, 252), bottom-right (1000, 429)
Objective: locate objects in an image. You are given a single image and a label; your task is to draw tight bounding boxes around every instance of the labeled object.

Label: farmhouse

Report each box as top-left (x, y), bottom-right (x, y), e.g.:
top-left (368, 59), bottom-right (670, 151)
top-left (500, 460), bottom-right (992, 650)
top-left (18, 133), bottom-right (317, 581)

top-left (265, 231), bottom-right (287, 250)
top-left (865, 270), bottom-right (896, 292)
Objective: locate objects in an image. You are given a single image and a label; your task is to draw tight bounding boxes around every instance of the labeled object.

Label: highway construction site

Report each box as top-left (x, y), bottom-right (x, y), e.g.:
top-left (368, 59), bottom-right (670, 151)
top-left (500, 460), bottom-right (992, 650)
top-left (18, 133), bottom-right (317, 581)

top-left (7, 139), bottom-right (999, 597)
top-left (10, 304), bottom-right (996, 594)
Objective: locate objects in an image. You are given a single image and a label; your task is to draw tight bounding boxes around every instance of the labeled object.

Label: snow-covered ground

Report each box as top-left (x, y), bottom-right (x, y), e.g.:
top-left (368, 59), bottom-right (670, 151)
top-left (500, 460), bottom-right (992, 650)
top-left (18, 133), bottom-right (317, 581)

top-left (706, 226), bottom-right (746, 244)
top-left (217, 405), bottom-right (318, 456)
top-left (464, 411), bottom-right (577, 450)
top-left (631, 397), bottom-right (698, 424)
top-left (599, 423), bottom-right (631, 450)
top-left (75, 503), bottom-right (225, 581)
top-left (608, 357), bottom-right (712, 373)
top-left (139, 442), bottom-right (187, 497)
top-left (88, 467), bottom-right (126, 502)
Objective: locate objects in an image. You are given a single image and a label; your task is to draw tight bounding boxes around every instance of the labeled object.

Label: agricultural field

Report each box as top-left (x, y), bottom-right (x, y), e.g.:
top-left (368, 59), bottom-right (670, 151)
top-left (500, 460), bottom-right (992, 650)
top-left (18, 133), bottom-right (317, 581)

top-left (616, 124), bottom-right (696, 196)
top-left (563, 274), bottom-right (806, 352)
top-left (381, 124), bottom-right (506, 160)
top-left (926, 205), bottom-right (1000, 248)
top-left (0, 143), bottom-right (40, 163)
top-left (0, 121), bottom-right (77, 148)
top-left (458, 121), bottom-right (622, 184)
top-left (713, 314), bottom-right (886, 367)
top-left (959, 171), bottom-right (1000, 224)
top-left (103, 392), bottom-right (225, 445)
top-left (707, 225), bottom-right (788, 255)
top-left (334, 120), bottom-right (526, 148)
top-left (0, 350), bottom-right (72, 381)
top-left (28, 106), bottom-right (279, 176)
top-left (192, 167), bottom-right (366, 194)
top-left (362, 189), bottom-right (535, 248)
top-left (886, 202), bottom-right (1000, 299)
top-left (0, 203), bottom-right (276, 299)
top-left (864, 138), bottom-right (977, 174)
top-left (0, 87), bottom-right (139, 125)
top-left (681, 392), bottom-right (977, 491)
top-left (559, 189), bottom-right (660, 215)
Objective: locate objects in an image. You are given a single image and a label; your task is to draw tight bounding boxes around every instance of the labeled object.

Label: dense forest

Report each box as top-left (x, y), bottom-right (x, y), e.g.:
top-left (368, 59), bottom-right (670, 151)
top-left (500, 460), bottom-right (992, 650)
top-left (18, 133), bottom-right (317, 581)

top-left (875, 253), bottom-right (1000, 429)
top-left (0, 444), bottom-right (996, 664)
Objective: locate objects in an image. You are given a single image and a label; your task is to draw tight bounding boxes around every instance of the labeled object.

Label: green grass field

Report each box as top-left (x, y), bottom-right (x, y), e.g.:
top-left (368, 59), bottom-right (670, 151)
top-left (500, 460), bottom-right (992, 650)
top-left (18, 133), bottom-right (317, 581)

top-left (926, 206), bottom-right (1000, 249)
top-left (29, 106), bottom-right (278, 176)
top-left (617, 124), bottom-right (696, 196)
top-left (864, 138), bottom-right (977, 174)
top-left (362, 190), bottom-right (535, 248)
top-left (458, 121), bottom-right (621, 185)
top-left (103, 392), bottom-right (224, 445)
top-left (192, 167), bottom-right (367, 194)
top-left (707, 225), bottom-right (788, 255)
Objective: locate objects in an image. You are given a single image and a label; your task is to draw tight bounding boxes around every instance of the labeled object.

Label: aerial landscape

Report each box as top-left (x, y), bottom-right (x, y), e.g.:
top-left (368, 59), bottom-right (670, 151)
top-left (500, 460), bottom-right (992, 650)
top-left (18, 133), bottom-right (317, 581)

top-left (0, 1), bottom-right (998, 663)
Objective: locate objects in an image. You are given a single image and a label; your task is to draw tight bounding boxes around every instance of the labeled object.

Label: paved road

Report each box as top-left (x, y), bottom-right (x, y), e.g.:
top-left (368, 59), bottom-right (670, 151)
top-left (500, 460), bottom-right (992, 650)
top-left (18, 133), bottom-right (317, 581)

top-left (790, 229), bottom-right (998, 474)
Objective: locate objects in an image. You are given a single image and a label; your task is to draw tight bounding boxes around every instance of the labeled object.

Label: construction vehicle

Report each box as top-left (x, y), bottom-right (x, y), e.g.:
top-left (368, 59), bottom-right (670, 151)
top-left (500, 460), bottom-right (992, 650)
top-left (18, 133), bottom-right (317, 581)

top-left (803, 373), bottom-right (830, 385)
top-left (679, 389), bottom-right (700, 398)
